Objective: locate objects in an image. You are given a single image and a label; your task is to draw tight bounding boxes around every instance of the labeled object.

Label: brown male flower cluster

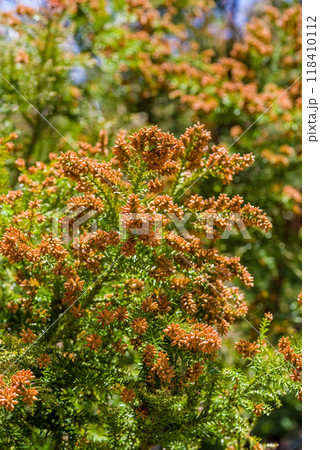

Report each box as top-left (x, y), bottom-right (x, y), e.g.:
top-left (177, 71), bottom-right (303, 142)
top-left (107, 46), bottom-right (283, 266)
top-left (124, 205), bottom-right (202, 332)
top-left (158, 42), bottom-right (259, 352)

top-left (278, 337), bottom-right (302, 387)
top-left (149, 254), bottom-right (176, 282)
top-left (67, 194), bottom-right (105, 214)
top-left (0, 370), bottom-right (37, 411)
top-left (0, 227), bottom-right (70, 268)
top-left (164, 322), bottom-right (222, 355)
top-left (58, 151), bottom-right (123, 190)
top-left (180, 123), bottom-right (211, 170)
top-left (113, 338), bottom-right (127, 355)
top-left (97, 302), bottom-right (116, 327)
top-left (63, 276), bottom-right (85, 306)
top-left (143, 344), bottom-right (157, 366)
top-left (0, 190), bottom-right (23, 205)
top-left (20, 328), bottom-right (36, 344)
top-left (235, 339), bottom-right (260, 359)
top-left (37, 353), bottom-right (52, 369)
top-left (74, 229), bottom-right (120, 272)
top-left (185, 362), bottom-right (204, 382)
top-left (0, 226), bottom-right (31, 263)
top-left (121, 387), bottom-right (136, 403)
top-left (252, 403), bottom-right (265, 417)
top-left (114, 126), bottom-right (182, 176)
top-left (132, 317), bottom-right (149, 335)
top-left (115, 306), bottom-right (129, 322)
top-left (150, 195), bottom-right (184, 219)
top-left (264, 312), bottom-right (273, 322)
top-left (181, 293), bottom-right (198, 315)
top-left (201, 193), bottom-right (272, 240)
top-left (85, 333), bottom-right (102, 351)
top-left (149, 351), bottom-right (175, 384)
top-left (120, 194), bottom-right (160, 251)
top-left (141, 291), bottom-right (171, 316)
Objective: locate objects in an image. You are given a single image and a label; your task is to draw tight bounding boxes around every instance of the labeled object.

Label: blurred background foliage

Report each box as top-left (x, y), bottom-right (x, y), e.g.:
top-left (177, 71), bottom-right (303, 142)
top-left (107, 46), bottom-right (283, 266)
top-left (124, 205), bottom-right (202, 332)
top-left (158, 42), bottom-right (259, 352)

top-left (0, 0), bottom-right (301, 448)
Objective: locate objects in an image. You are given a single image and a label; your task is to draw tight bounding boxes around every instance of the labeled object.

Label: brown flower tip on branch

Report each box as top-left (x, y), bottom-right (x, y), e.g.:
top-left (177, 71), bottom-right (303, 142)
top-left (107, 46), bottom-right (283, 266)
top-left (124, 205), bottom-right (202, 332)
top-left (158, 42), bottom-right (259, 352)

top-left (121, 387), bottom-right (136, 403)
top-left (264, 312), bottom-right (273, 322)
top-left (97, 303), bottom-right (116, 327)
top-left (278, 337), bottom-right (302, 389)
top-left (297, 292), bottom-right (302, 306)
top-left (150, 351), bottom-right (175, 385)
top-left (234, 339), bottom-right (260, 359)
top-left (0, 370), bottom-right (38, 411)
top-left (164, 322), bottom-right (222, 355)
top-left (132, 317), bottom-right (149, 335)
top-left (252, 403), bottom-right (265, 417)
top-left (85, 333), bottom-right (102, 351)
top-left (37, 354), bottom-right (52, 369)
top-left (20, 328), bottom-right (37, 344)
